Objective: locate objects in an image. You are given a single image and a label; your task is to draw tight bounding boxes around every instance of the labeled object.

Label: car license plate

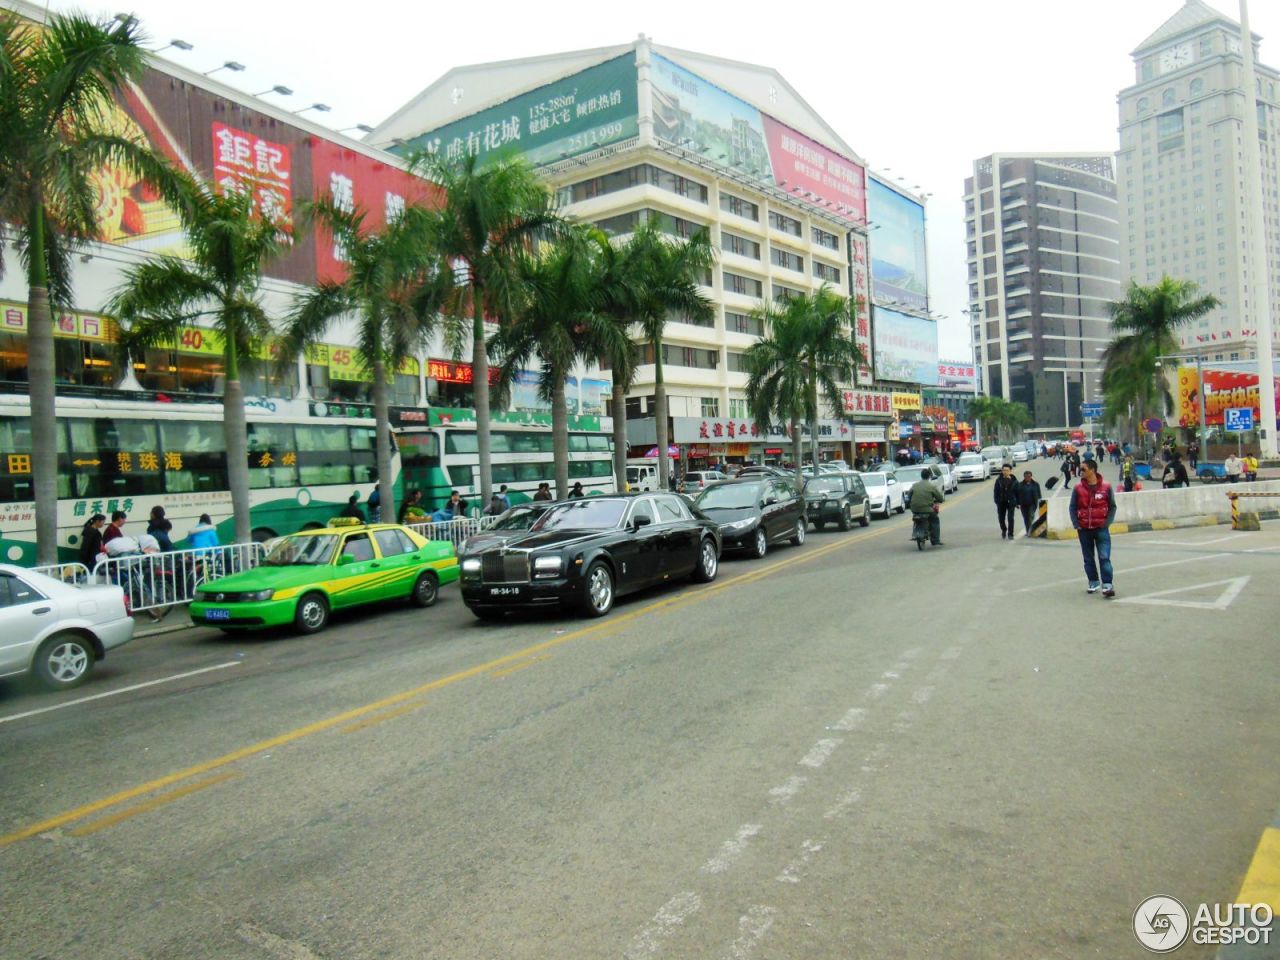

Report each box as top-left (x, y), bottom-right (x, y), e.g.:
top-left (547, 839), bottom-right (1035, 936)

top-left (204, 608), bottom-right (231, 621)
top-left (488, 586), bottom-right (521, 597)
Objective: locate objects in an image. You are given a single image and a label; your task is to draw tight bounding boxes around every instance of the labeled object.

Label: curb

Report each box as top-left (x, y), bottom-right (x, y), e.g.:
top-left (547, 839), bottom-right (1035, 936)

top-left (1217, 806), bottom-right (1280, 959)
top-left (1045, 510), bottom-right (1280, 540)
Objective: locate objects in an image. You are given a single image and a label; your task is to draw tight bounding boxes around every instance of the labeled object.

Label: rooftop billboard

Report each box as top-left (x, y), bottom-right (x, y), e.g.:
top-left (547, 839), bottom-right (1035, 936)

top-left (867, 178), bottom-right (928, 311)
top-left (649, 55), bottom-right (866, 224)
top-left (873, 307), bottom-right (938, 386)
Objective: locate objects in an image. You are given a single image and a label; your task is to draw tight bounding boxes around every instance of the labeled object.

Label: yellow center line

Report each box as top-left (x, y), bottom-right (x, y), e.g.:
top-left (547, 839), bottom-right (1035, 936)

top-left (68, 772), bottom-right (241, 838)
top-left (0, 481), bottom-right (986, 848)
top-left (488, 654), bottom-right (554, 679)
top-left (339, 699), bottom-right (430, 735)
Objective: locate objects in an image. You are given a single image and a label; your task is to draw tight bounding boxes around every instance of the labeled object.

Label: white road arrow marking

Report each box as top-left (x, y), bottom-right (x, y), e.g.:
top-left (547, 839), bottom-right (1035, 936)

top-left (1116, 575), bottom-right (1251, 610)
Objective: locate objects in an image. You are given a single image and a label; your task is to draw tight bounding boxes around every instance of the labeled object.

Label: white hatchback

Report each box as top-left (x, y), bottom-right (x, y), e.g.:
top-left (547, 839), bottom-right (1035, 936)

top-left (0, 564), bottom-right (135, 690)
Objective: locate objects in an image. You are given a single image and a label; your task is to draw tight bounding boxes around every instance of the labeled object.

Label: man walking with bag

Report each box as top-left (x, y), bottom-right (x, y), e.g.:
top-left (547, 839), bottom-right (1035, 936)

top-left (1069, 458), bottom-right (1118, 598)
top-left (993, 464), bottom-right (1020, 540)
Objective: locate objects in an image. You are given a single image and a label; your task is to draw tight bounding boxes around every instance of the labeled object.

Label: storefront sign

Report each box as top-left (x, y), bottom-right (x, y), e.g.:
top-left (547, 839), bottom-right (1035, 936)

top-left (1178, 362), bottom-right (1280, 427)
top-left (673, 417), bottom-right (854, 444)
top-left (427, 358), bottom-right (500, 385)
top-left (850, 236), bottom-right (874, 383)
top-left (212, 122), bottom-right (293, 227)
top-left (1, 302), bottom-right (114, 342)
top-left (842, 388), bottom-right (892, 416)
top-left (892, 392), bottom-right (922, 412)
top-left (854, 426), bottom-right (887, 444)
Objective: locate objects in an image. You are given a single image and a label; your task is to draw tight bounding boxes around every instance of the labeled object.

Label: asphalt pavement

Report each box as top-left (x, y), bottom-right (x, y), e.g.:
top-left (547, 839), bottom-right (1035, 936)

top-left (2, 459), bottom-right (1277, 960)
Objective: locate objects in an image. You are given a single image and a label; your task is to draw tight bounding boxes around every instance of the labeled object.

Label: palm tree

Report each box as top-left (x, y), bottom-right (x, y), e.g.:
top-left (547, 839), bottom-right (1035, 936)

top-left (488, 229), bottom-right (629, 498)
top-left (1102, 277), bottom-right (1218, 438)
top-left (278, 199), bottom-right (454, 522)
top-left (628, 222), bottom-right (715, 489)
top-left (108, 182), bottom-right (287, 544)
top-left (797, 286), bottom-right (864, 471)
top-left (0, 12), bottom-right (185, 562)
top-left (744, 297), bottom-right (811, 485)
top-left (967, 395), bottom-right (1031, 444)
top-left (407, 151), bottom-right (562, 510)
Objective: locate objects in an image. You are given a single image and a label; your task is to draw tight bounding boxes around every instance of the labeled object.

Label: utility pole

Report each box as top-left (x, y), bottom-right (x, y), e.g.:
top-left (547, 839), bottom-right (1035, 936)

top-left (1239, 0), bottom-right (1278, 457)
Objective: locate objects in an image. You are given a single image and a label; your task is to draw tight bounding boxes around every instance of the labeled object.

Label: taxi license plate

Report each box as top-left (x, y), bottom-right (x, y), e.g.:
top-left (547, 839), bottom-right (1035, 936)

top-left (488, 586), bottom-right (521, 597)
top-left (205, 608), bottom-right (231, 621)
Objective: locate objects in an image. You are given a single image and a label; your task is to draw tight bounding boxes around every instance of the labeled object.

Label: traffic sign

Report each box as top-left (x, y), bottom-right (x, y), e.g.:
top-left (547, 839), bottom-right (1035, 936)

top-left (1080, 402), bottom-right (1103, 419)
top-left (1144, 418), bottom-right (1163, 434)
top-left (1224, 407), bottom-right (1254, 432)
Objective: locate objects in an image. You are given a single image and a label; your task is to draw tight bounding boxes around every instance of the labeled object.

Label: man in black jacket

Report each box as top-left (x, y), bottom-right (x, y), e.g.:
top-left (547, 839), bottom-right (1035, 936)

top-left (993, 464), bottom-right (1020, 540)
top-left (1016, 470), bottom-right (1042, 537)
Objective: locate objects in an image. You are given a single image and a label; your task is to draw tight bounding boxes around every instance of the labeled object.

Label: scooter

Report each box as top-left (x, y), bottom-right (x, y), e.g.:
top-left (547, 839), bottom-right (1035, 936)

top-left (911, 513), bottom-right (931, 550)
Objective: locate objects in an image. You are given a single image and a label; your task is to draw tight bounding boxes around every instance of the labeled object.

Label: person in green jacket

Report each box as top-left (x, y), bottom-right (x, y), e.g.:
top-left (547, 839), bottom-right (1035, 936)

top-left (908, 477), bottom-right (945, 546)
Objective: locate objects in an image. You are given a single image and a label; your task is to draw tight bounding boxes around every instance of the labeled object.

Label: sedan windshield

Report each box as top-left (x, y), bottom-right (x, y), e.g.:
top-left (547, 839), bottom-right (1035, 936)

top-left (805, 478), bottom-right (845, 494)
top-left (896, 468), bottom-right (928, 482)
top-left (958, 454), bottom-right (984, 465)
top-left (491, 506), bottom-right (543, 530)
top-left (262, 534), bottom-right (339, 566)
top-left (696, 483), bottom-right (764, 509)
top-left (860, 473), bottom-right (887, 488)
top-left (532, 499), bottom-right (627, 531)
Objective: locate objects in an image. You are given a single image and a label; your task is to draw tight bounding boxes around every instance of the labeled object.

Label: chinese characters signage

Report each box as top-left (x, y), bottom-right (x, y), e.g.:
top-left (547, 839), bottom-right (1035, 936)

top-left (427, 359), bottom-right (500, 386)
top-left (403, 55), bottom-right (639, 167)
top-left (672, 417), bottom-right (856, 444)
top-left (937, 359), bottom-right (977, 392)
top-left (2, 302), bottom-right (114, 342)
top-left (849, 236), bottom-right (874, 383)
top-left (211, 122), bottom-right (293, 227)
top-left (842, 389), bottom-right (893, 416)
top-left (1177, 362), bottom-right (1280, 428)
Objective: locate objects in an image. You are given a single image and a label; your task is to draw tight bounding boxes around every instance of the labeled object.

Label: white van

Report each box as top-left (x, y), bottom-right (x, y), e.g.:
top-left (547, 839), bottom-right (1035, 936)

top-left (625, 462), bottom-right (658, 492)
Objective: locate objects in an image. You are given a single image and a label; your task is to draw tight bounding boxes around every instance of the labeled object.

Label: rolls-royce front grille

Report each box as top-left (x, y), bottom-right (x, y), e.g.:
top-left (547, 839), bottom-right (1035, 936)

top-left (481, 552), bottom-right (529, 583)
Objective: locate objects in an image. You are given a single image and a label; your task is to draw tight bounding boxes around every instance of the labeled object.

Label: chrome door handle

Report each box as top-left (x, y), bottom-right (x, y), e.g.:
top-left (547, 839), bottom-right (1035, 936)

top-left (33, 607), bottom-right (51, 615)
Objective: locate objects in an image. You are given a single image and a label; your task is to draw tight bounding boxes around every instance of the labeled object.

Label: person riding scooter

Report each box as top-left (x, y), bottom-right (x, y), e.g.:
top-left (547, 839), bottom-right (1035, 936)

top-left (908, 474), bottom-right (945, 546)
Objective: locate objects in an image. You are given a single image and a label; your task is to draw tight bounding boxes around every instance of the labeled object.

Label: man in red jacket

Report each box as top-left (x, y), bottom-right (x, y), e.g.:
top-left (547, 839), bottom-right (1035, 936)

top-left (1068, 458), bottom-right (1117, 597)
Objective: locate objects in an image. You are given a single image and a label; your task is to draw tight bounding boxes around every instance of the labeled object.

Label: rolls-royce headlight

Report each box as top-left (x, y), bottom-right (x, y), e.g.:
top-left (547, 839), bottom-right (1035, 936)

top-left (533, 556), bottom-right (563, 578)
top-left (461, 558), bottom-right (481, 574)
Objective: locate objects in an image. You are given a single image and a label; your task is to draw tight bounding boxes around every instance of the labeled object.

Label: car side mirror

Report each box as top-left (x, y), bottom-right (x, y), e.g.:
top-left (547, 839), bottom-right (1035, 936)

top-left (632, 514), bottom-right (652, 531)
top-left (339, 554), bottom-right (356, 566)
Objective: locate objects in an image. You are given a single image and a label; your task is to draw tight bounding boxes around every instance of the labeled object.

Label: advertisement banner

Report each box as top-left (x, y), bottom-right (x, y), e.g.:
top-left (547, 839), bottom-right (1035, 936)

top-left (841, 388), bottom-right (893, 416)
top-left (873, 307), bottom-right (938, 385)
top-left (649, 55), bottom-right (865, 224)
top-left (867, 178), bottom-right (928, 310)
top-left (892, 392), bottom-right (922, 412)
top-left (1177, 362), bottom-right (1280, 428)
top-left (405, 55), bottom-right (639, 166)
top-left (849, 235), bottom-right (874, 383)
top-left (2, 303), bottom-right (114, 342)
top-left (672, 417), bottom-right (855, 444)
top-left (311, 139), bottom-right (437, 284)
top-left (937, 359), bottom-right (977, 391)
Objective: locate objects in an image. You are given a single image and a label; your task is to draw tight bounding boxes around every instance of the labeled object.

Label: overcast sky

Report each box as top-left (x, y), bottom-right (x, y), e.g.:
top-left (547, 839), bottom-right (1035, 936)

top-left (48, 0), bottom-right (1280, 359)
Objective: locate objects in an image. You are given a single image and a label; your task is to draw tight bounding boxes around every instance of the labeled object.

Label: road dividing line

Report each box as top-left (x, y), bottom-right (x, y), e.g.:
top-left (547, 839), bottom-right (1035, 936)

top-left (866, 682), bottom-right (890, 699)
top-left (798, 738), bottom-right (842, 769)
top-left (767, 776), bottom-right (807, 805)
top-left (830, 707), bottom-right (866, 732)
top-left (776, 839), bottom-right (824, 884)
top-left (625, 891), bottom-right (702, 960)
top-left (0, 661), bottom-right (242, 726)
top-left (487, 654), bottom-right (553, 679)
top-left (824, 787), bottom-right (862, 821)
top-left (701, 823), bottom-right (763, 874)
top-left (69, 771), bottom-right (241, 837)
top-left (720, 905), bottom-right (777, 960)
top-left (339, 699), bottom-right (429, 735)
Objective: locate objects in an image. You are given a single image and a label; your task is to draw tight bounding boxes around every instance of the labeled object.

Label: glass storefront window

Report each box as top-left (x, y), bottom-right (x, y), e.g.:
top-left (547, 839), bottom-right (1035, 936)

top-left (0, 332), bottom-right (28, 383)
top-left (54, 339), bottom-right (115, 388)
top-left (175, 353), bottom-right (224, 395)
top-left (392, 373), bottom-right (419, 406)
top-left (136, 348), bottom-right (178, 392)
top-left (242, 362), bottom-right (298, 399)
top-left (307, 363), bottom-right (330, 400)
top-left (328, 378), bottom-right (372, 403)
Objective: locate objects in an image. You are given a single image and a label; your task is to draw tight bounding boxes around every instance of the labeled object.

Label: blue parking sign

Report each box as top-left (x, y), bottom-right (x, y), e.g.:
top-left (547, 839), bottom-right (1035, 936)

top-left (1224, 407), bottom-right (1254, 432)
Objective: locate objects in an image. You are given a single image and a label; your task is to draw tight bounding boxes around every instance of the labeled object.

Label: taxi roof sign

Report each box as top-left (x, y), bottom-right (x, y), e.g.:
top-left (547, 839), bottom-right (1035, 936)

top-left (328, 517), bottom-right (364, 528)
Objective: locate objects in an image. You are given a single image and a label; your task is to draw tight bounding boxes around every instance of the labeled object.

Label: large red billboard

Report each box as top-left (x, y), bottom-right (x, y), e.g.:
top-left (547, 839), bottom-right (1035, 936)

top-left (761, 116), bottom-right (866, 223)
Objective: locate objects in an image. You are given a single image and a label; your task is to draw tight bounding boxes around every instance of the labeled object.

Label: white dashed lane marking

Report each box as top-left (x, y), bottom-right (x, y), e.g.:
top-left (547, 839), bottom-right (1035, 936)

top-left (798, 738), bottom-right (842, 769)
top-left (701, 824), bottom-right (763, 875)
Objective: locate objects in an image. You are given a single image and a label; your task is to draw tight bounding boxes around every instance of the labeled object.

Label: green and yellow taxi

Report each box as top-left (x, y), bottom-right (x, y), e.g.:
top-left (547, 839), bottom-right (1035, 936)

top-left (188, 519), bottom-right (459, 634)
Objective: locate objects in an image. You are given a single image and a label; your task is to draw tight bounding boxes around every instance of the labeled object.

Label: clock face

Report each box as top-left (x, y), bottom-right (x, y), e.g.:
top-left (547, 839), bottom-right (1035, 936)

top-left (1159, 42), bottom-right (1194, 72)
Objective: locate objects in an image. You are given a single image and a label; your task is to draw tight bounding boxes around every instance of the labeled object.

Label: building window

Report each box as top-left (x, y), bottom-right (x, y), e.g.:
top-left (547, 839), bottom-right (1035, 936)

top-left (722, 231), bottom-right (760, 259)
top-left (726, 351), bottom-right (749, 373)
top-left (729, 397), bottom-right (748, 418)
top-left (768, 211), bottom-right (802, 236)
top-left (1162, 88), bottom-right (1176, 107)
top-left (771, 283), bottom-right (804, 302)
top-left (771, 247), bottom-right (804, 272)
top-left (594, 210), bottom-right (643, 236)
top-left (556, 164), bottom-right (708, 205)
top-left (811, 227), bottom-right (839, 250)
top-left (640, 344), bottom-right (719, 370)
top-left (726, 311), bottom-right (764, 337)
top-left (1137, 97), bottom-right (1150, 114)
top-left (813, 261), bottom-right (841, 283)
top-left (700, 397), bottom-right (719, 417)
top-left (1190, 78), bottom-right (1204, 97)
top-left (720, 193), bottom-right (759, 221)
top-left (723, 271), bottom-right (763, 298)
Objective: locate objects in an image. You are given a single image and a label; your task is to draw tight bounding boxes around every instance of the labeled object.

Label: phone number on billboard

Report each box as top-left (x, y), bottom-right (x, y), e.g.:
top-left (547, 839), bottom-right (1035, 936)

top-left (560, 122), bottom-right (626, 154)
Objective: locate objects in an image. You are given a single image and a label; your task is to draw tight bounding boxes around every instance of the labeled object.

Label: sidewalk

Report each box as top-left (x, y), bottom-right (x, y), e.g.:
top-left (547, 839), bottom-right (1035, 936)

top-left (133, 605), bottom-right (193, 639)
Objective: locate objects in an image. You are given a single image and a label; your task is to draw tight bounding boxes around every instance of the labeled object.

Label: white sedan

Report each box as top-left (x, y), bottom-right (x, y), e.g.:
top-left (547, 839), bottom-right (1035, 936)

top-left (0, 564), bottom-right (135, 690)
top-left (953, 453), bottom-right (989, 482)
top-left (858, 471), bottom-right (904, 518)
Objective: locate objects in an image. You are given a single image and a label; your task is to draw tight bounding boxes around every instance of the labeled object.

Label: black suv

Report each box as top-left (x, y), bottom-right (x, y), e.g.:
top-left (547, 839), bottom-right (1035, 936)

top-left (692, 476), bottom-right (808, 559)
top-left (804, 473), bottom-right (871, 531)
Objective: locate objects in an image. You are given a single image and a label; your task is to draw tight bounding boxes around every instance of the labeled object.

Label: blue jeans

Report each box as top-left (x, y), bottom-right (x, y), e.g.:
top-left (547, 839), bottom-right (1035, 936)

top-left (1076, 527), bottom-right (1114, 586)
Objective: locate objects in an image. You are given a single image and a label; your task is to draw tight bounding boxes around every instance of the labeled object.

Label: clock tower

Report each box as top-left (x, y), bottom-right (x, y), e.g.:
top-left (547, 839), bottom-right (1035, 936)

top-left (1117, 0), bottom-right (1280, 359)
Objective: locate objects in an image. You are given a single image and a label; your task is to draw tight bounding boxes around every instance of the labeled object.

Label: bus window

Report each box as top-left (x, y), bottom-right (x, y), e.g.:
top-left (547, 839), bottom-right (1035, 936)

top-left (448, 465), bottom-right (474, 488)
top-left (587, 435), bottom-right (612, 452)
top-left (568, 434), bottom-right (591, 453)
top-left (158, 420), bottom-right (226, 494)
top-left (68, 417), bottom-right (166, 498)
top-left (515, 463), bottom-right (542, 481)
top-left (349, 427), bottom-right (376, 483)
top-left (591, 461), bottom-right (612, 477)
top-left (509, 433), bottom-right (543, 454)
top-left (490, 433), bottom-right (512, 453)
top-left (568, 461), bottom-right (590, 479)
top-left (247, 423), bottom-right (299, 488)
top-left (0, 416), bottom-right (35, 501)
top-left (445, 432), bottom-right (478, 455)
top-left (492, 464), bottom-right (516, 484)
top-left (296, 424), bottom-right (353, 486)
top-left (396, 432), bottom-right (439, 464)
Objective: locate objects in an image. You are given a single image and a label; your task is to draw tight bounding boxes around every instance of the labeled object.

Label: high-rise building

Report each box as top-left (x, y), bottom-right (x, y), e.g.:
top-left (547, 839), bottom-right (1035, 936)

top-left (371, 39), bottom-right (935, 466)
top-left (964, 154), bottom-right (1121, 431)
top-left (1117, 0), bottom-right (1280, 360)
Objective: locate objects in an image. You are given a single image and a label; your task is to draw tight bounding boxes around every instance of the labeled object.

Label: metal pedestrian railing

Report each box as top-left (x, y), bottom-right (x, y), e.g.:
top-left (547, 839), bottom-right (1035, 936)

top-left (89, 542), bottom-right (267, 613)
top-left (407, 515), bottom-right (498, 550)
top-left (30, 562), bottom-right (91, 583)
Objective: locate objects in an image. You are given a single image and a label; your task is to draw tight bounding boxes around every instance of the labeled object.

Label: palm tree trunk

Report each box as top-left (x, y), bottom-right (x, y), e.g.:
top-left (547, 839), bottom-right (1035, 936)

top-left (791, 417), bottom-right (803, 487)
top-left (552, 378), bottom-right (569, 499)
top-left (809, 368), bottom-right (820, 474)
top-left (372, 354), bottom-right (395, 523)
top-left (28, 277), bottom-right (59, 564)
top-left (223, 338), bottom-right (252, 544)
top-left (612, 380), bottom-right (628, 492)
top-left (654, 337), bottom-right (670, 490)
top-left (472, 288), bottom-right (493, 508)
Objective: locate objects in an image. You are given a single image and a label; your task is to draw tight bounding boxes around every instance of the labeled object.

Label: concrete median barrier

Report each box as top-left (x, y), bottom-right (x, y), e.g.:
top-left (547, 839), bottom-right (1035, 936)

top-left (1045, 479), bottom-right (1280, 538)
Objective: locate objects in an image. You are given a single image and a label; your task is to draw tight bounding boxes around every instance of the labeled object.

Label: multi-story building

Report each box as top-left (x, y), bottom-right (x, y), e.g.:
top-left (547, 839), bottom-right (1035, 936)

top-left (1117, 0), bottom-right (1280, 360)
top-left (371, 39), bottom-right (930, 465)
top-left (963, 153), bottom-right (1121, 432)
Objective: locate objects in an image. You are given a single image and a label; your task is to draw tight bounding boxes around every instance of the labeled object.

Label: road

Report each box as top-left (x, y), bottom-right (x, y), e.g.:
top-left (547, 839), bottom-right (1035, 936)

top-left (2, 461), bottom-right (1277, 960)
